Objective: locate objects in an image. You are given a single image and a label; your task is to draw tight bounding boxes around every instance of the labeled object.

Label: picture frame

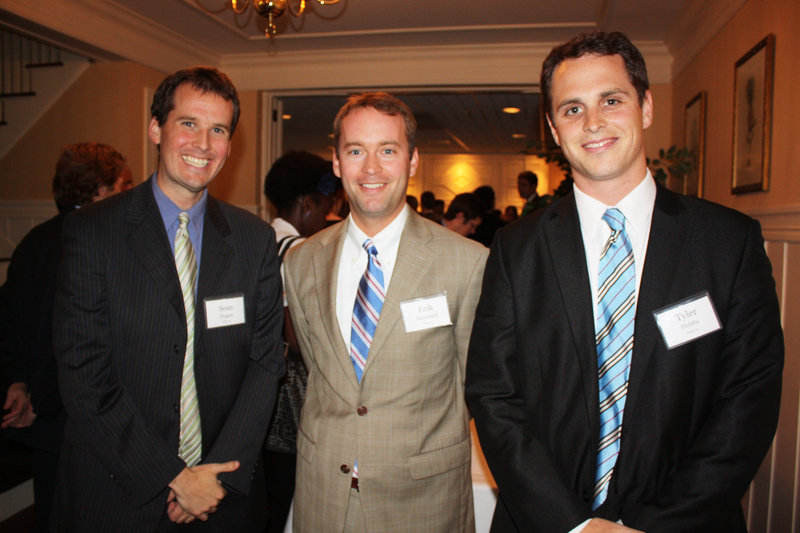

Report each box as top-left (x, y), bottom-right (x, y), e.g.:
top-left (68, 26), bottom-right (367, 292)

top-left (732, 34), bottom-right (775, 194)
top-left (684, 91), bottom-right (706, 198)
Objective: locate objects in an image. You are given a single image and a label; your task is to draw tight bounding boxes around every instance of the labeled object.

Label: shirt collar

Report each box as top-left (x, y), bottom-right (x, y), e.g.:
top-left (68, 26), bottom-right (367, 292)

top-left (574, 168), bottom-right (656, 238)
top-left (151, 172), bottom-right (208, 231)
top-left (346, 204), bottom-right (409, 255)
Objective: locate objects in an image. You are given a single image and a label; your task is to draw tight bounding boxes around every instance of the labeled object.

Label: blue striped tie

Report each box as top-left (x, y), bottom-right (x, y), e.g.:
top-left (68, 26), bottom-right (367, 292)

top-left (350, 239), bottom-right (385, 383)
top-left (593, 208), bottom-right (635, 510)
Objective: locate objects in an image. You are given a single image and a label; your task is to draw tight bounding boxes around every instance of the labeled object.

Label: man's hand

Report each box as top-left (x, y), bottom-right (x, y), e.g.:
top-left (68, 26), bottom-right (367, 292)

top-left (167, 461), bottom-right (239, 521)
top-left (1, 382), bottom-right (35, 429)
top-left (583, 518), bottom-right (644, 532)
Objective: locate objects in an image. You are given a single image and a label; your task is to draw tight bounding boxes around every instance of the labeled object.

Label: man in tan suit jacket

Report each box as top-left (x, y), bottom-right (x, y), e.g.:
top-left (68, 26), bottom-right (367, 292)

top-left (284, 92), bottom-right (487, 532)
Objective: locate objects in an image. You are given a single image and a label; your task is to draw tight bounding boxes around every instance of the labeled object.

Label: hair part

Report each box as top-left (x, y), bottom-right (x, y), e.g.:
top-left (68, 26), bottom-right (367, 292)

top-left (332, 91), bottom-right (417, 159)
top-left (540, 31), bottom-right (649, 117)
top-left (150, 66), bottom-right (240, 135)
top-left (52, 143), bottom-right (128, 213)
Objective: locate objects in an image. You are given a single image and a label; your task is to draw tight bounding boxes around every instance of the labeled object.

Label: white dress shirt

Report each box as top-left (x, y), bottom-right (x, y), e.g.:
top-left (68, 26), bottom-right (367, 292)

top-left (335, 205), bottom-right (410, 349)
top-left (569, 170), bottom-right (656, 533)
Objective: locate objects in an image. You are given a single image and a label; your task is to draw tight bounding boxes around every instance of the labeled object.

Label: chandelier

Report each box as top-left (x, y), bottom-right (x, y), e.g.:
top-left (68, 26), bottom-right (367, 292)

top-left (231, 0), bottom-right (342, 38)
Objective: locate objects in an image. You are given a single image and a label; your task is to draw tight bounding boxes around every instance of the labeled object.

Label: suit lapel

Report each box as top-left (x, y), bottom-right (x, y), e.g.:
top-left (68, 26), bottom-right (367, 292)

top-left (545, 195), bottom-right (598, 428)
top-left (125, 181), bottom-right (184, 322)
top-left (194, 197), bottom-right (234, 351)
top-left (311, 222), bottom-right (358, 391)
top-left (363, 213), bottom-right (434, 376)
top-left (625, 185), bottom-right (687, 415)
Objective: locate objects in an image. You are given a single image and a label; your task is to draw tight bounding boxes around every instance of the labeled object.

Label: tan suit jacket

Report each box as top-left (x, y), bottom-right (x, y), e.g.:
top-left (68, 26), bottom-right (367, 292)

top-left (284, 211), bottom-right (488, 532)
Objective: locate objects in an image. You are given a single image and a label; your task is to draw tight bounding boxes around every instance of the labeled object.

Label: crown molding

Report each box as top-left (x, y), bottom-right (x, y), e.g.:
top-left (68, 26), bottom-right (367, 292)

top-left (666, 0), bottom-right (748, 78)
top-left (222, 40), bottom-right (673, 92)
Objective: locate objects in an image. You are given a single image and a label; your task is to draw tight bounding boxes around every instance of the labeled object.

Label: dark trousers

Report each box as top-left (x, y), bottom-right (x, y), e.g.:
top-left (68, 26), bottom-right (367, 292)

top-left (263, 450), bottom-right (296, 533)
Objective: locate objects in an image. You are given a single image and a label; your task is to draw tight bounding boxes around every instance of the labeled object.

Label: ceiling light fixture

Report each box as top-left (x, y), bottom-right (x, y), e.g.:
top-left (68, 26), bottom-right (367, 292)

top-left (231, 0), bottom-right (342, 38)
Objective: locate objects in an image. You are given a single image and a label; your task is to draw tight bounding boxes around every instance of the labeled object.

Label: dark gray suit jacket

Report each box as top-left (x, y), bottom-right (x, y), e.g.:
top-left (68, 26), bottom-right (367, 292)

top-left (466, 184), bottom-right (783, 532)
top-left (52, 180), bottom-right (285, 531)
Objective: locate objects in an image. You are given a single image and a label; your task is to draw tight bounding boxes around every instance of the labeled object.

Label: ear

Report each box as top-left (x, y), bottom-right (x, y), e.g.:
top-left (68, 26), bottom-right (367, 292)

top-left (641, 90), bottom-right (654, 130)
top-left (147, 117), bottom-right (161, 145)
top-left (546, 114), bottom-right (561, 146)
top-left (332, 148), bottom-right (342, 178)
top-left (454, 212), bottom-right (466, 224)
top-left (301, 195), bottom-right (313, 216)
top-left (409, 147), bottom-right (420, 177)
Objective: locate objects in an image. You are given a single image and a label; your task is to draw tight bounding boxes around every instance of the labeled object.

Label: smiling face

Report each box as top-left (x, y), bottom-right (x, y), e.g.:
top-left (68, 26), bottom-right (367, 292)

top-left (333, 106), bottom-right (419, 236)
top-left (547, 53), bottom-right (653, 204)
top-left (148, 83), bottom-right (234, 209)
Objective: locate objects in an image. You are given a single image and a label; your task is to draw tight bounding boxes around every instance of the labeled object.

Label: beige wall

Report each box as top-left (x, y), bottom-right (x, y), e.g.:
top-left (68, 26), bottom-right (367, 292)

top-left (670, 0), bottom-right (800, 209)
top-left (0, 62), bottom-right (262, 208)
top-left (0, 62), bottom-right (165, 201)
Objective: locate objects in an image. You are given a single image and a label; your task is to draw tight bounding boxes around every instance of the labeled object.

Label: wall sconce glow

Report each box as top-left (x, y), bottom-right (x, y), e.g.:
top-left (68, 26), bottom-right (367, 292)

top-left (503, 107), bottom-right (521, 114)
top-left (282, 114), bottom-right (292, 120)
top-left (512, 133), bottom-right (526, 139)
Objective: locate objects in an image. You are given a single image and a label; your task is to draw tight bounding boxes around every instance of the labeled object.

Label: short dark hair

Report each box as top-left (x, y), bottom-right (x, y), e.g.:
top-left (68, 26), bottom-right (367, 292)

top-left (472, 185), bottom-right (496, 212)
top-left (420, 191), bottom-right (436, 210)
top-left (332, 92), bottom-right (417, 159)
top-left (518, 170), bottom-right (538, 187)
top-left (443, 193), bottom-right (485, 222)
top-left (264, 151), bottom-right (334, 212)
top-left (540, 31), bottom-right (649, 117)
top-left (52, 143), bottom-right (128, 214)
top-left (151, 66), bottom-right (240, 135)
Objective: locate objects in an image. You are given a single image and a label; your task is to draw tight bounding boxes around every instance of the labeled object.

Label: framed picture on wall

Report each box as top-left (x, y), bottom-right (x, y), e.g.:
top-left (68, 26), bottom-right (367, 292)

top-left (731, 34), bottom-right (775, 194)
top-left (684, 91), bottom-right (706, 198)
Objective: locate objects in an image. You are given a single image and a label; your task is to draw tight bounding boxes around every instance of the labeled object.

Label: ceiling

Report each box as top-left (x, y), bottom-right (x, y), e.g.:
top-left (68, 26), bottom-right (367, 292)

top-left (1, 0), bottom-right (695, 156)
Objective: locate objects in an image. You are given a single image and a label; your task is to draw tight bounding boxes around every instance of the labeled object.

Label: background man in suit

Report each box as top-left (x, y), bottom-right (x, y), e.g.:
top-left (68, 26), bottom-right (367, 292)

top-left (518, 170), bottom-right (547, 216)
top-left (442, 192), bottom-right (484, 237)
top-left (52, 67), bottom-right (285, 531)
top-left (283, 92), bottom-right (487, 532)
top-left (466, 31), bottom-right (783, 533)
top-left (2, 142), bottom-right (132, 532)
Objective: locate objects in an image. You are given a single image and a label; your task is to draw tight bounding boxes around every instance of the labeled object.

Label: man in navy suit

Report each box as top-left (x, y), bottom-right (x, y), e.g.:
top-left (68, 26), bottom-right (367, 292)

top-left (466, 31), bottom-right (783, 532)
top-left (52, 67), bottom-right (284, 531)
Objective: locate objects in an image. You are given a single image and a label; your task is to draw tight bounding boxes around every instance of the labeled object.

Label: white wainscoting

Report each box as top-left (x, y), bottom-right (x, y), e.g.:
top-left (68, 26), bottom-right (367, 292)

top-left (745, 204), bottom-right (800, 533)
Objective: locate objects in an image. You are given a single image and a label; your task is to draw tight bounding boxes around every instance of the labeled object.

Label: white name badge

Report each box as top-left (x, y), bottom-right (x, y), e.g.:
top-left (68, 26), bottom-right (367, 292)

top-left (204, 293), bottom-right (246, 329)
top-left (652, 291), bottom-right (722, 349)
top-left (400, 292), bottom-right (452, 333)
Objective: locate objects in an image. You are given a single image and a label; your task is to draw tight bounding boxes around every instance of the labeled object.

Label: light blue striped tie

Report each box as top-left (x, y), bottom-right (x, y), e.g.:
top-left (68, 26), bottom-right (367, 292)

top-left (175, 212), bottom-right (202, 467)
top-left (593, 208), bottom-right (635, 510)
top-left (350, 239), bottom-right (385, 383)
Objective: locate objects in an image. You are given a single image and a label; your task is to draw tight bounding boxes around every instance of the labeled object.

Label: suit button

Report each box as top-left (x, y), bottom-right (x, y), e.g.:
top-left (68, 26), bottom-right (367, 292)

top-left (173, 403), bottom-right (180, 413)
top-left (340, 464), bottom-right (350, 474)
top-left (582, 490), bottom-right (591, 502)
top-left (357, 406), bottom-right (368, 416)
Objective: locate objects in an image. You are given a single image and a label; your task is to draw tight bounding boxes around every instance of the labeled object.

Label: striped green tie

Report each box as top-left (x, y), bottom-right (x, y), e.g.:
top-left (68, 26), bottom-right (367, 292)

top-left (175, 212), bottom-right (201, 467)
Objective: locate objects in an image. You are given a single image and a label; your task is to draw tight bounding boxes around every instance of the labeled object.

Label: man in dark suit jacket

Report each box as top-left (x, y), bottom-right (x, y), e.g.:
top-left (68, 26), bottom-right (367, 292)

top-left (2, 142), bottom-right (132, 533)
top-left (52, 67), bottom-right (284, 531)
top-left (465, 31), bottom-right (783, 533)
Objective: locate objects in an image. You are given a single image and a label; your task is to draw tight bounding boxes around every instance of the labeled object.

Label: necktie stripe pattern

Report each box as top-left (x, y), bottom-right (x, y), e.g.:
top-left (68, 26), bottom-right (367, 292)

top-left (350, 239), bottom-right (385, 383)
top-left (175, 212), bottom-right (202, 467)
top-left (593, 208), bottom-right (635, 510)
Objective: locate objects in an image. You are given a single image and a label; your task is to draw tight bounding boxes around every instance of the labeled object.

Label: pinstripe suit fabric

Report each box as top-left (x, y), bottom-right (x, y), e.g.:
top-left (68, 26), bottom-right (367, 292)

top-left (52, 181), bottom-right (285, 532)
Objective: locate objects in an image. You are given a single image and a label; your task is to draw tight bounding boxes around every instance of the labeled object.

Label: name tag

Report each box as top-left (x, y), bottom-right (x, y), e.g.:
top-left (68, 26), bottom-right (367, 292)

top-left (652, 291), bottom-right (722, 349)
top-left (400, 293), bottom-right (452, 333)
top-left (204, 293), bottom-right (246, 329)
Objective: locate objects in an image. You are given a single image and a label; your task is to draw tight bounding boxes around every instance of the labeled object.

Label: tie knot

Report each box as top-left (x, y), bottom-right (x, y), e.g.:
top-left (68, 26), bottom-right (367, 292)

top-left (362, 239), bottom-right (378, 258)
top-left (602, 208), bottom-right (626, 233)
top-left (178, 212), bottom-right (190, 229)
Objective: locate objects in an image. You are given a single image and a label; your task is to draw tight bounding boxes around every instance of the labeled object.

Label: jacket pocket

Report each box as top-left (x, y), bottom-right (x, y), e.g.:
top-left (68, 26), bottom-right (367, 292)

top-left (296, 427), bottom-right (315, 465)
top-left (408, 436), bottom-right (470, 480)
